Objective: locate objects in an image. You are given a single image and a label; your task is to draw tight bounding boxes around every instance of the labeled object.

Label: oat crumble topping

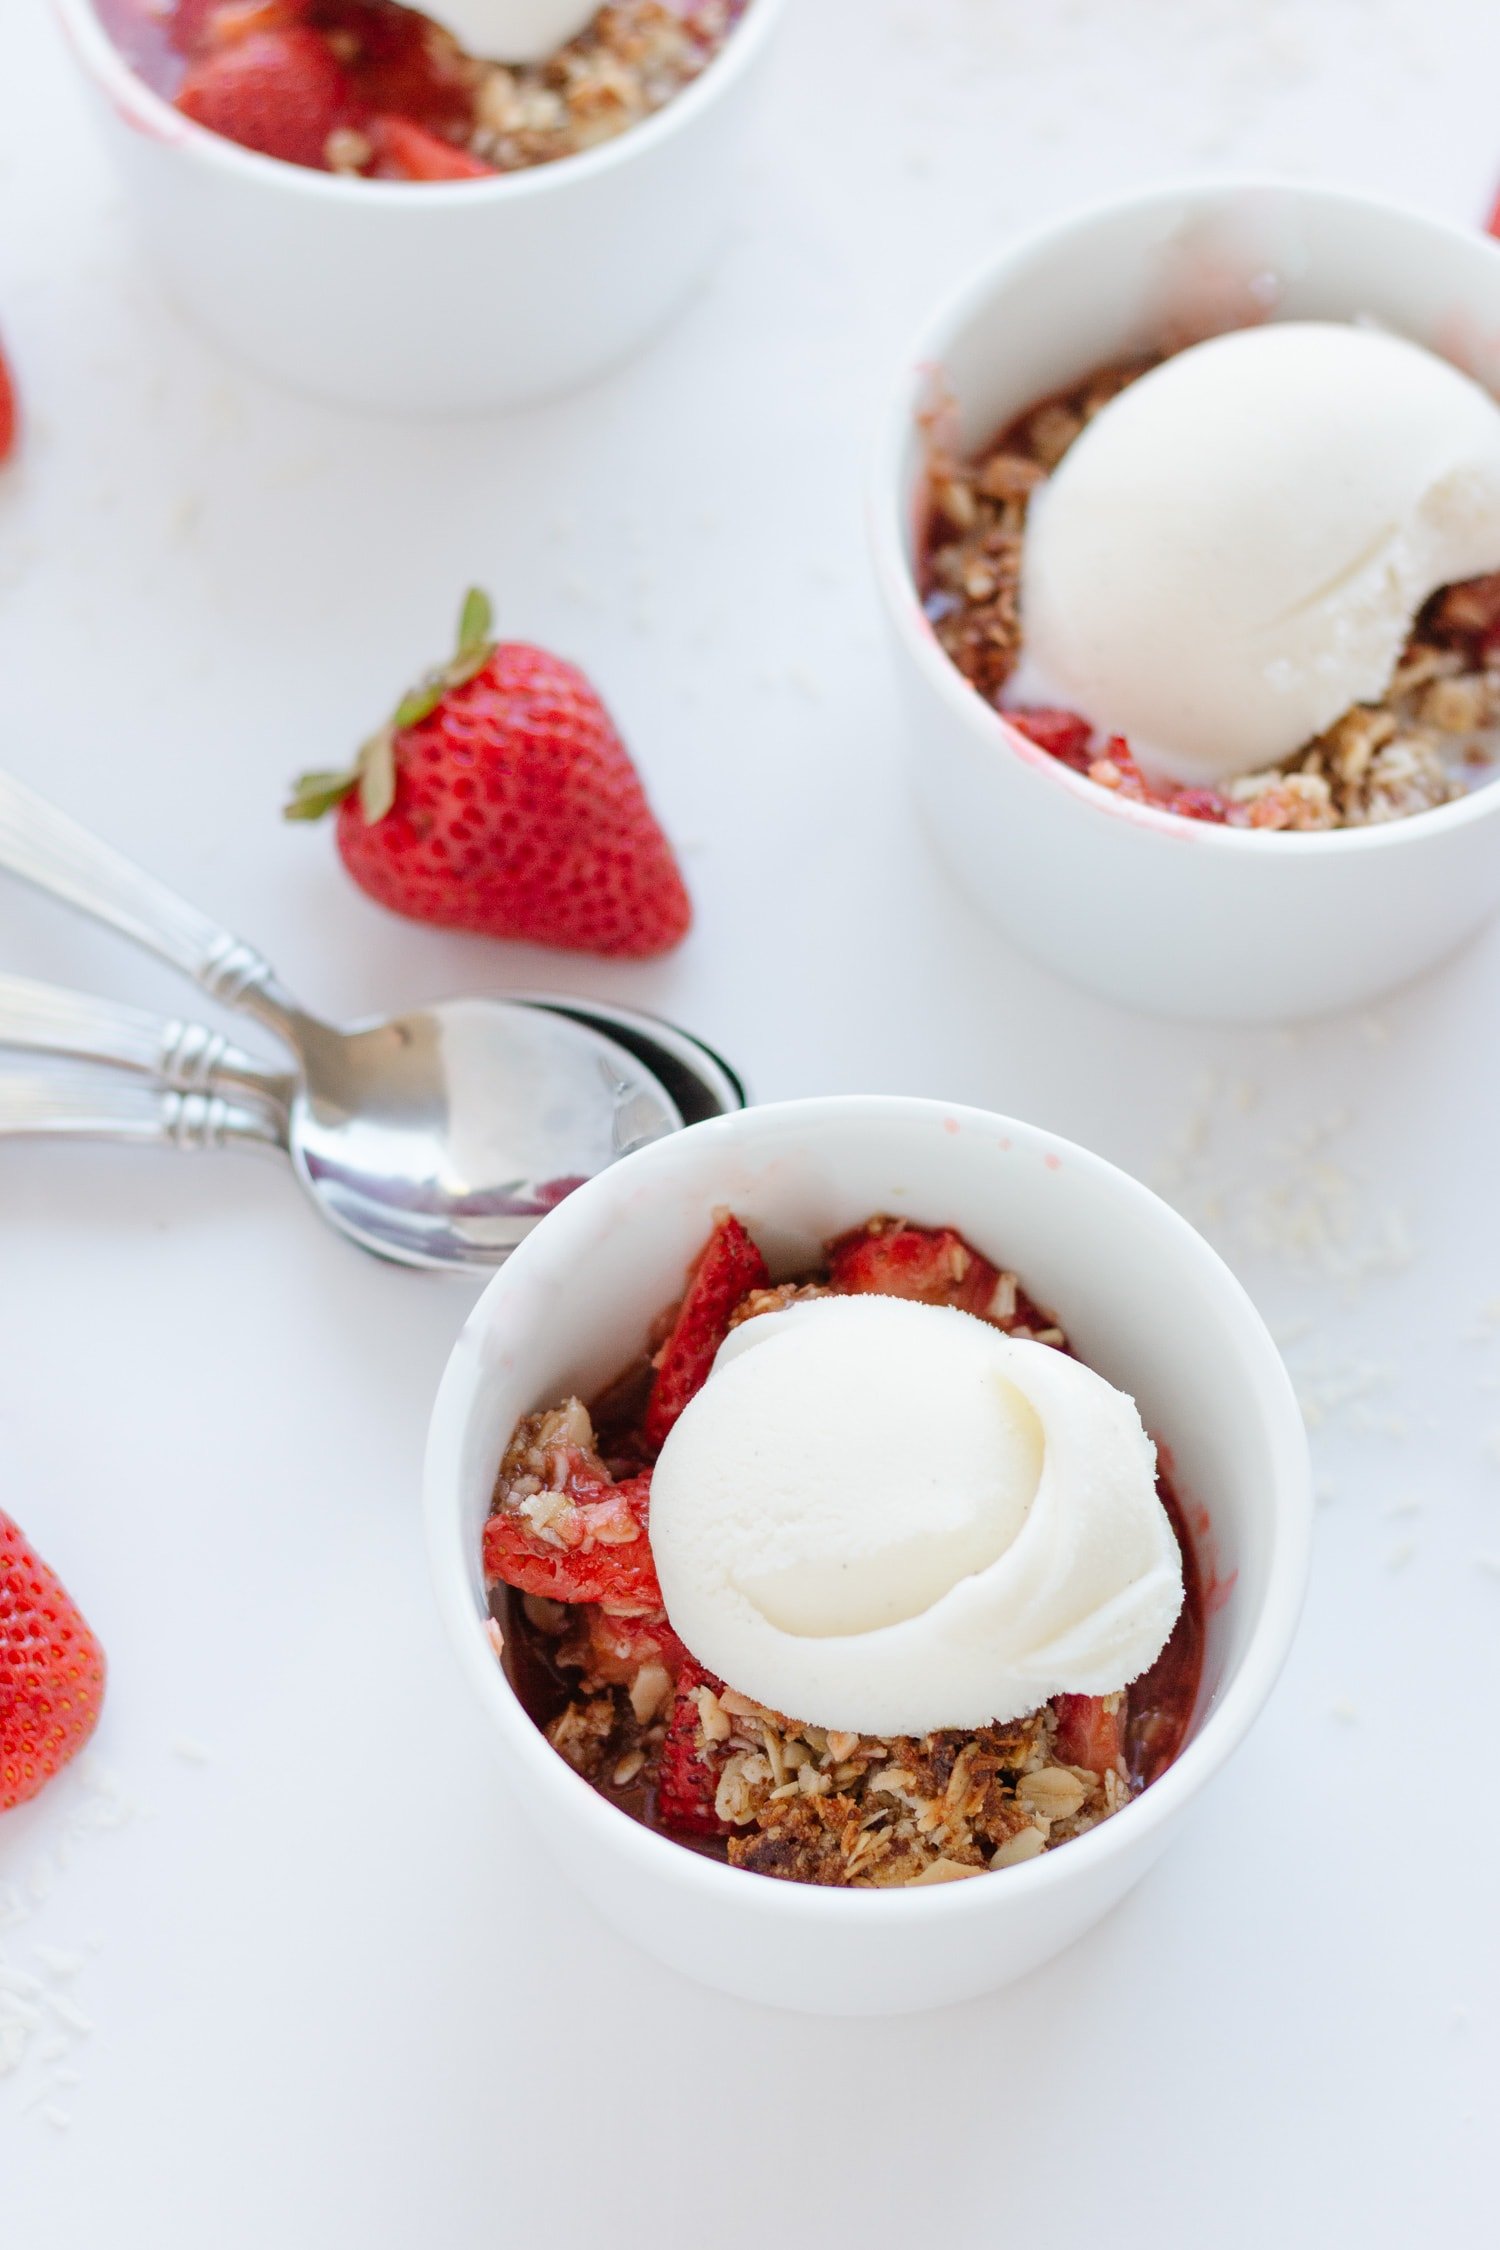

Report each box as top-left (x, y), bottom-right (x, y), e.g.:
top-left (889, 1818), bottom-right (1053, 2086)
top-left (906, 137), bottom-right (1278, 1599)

top-left (537, 1618), bottom-right (1129, 1887)
top-left (467, 2), bottom-right (745, 172)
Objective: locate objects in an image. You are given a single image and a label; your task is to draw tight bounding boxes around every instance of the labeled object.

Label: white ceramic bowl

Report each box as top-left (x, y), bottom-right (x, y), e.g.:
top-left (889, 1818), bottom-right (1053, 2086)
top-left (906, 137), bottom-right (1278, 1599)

top-left (55, 0), bottom-right (788, 413)
top-left (871, 179), bottom-right (1500, 1023)
top-left (425, 1095), bottom-right (1310, 2015)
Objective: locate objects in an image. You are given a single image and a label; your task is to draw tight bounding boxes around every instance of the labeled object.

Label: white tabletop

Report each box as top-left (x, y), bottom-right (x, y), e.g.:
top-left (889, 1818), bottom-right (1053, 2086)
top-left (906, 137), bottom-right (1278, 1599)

top-left (3, 0), bottom-right (1499, 2241)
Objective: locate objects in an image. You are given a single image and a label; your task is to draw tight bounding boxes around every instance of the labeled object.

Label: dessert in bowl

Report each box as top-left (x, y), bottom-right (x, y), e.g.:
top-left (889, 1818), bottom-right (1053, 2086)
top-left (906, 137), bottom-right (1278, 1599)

top-left (872, 180), bottom-right (1500, 1021)
top-left (95, 0), bottom-right (750, 180)
top-left (56, 0), bottom-right (787, 410)
top-left (425, 1097), bottom-right (1310, 2014)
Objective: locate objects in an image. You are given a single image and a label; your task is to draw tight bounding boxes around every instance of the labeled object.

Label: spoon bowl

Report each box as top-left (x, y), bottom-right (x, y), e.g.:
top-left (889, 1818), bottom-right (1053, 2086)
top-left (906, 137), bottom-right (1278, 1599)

top-left (282, 997), bottom-right (684, 1269)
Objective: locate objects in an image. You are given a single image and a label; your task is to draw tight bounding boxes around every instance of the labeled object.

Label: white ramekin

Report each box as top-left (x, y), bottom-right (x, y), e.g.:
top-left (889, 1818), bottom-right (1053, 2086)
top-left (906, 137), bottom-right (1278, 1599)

top-left (54, 0), bottom-right (789, 413)
top-left (871, 179), bottom-right (1500, 1023)
top-left (424, 1096), bottom-right (1310, 2015)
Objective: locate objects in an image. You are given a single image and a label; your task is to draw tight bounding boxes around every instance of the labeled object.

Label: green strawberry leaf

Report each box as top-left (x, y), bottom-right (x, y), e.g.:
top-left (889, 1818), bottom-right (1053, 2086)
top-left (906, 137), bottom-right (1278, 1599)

top-left (457, 586), bottom-right (494, 657)
top-left (358, 728), bottom-right (398, 824)
top-left (303, 590), bottom-right (498, 837)
top-left (392, 676), bottom-right (448, 732)
top-left (284, 767), bottom-right (358, 822)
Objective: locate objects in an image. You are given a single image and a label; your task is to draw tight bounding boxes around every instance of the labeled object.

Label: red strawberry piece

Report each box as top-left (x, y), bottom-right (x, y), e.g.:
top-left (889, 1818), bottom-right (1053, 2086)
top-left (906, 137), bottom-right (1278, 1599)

top-left (1089, 737), bottom-right (1229, 825)
top-left (177, 23), bottom-right (356, 169)
top-left (582, 1606), bottom-right (689, 1688)
top-left (1006, 705), bottom-right (1095, 770)
top-left (286, 590), bottom-right (692, 959)
top-left (1160, 783), bottom-right (1231, 825)
top-left (1488, 184), bottom-right (1500, 241)
top-left (171, 0), bottom-right (302, 55)
top-left (642, 1214), bottom-right (770, 1451)
top-left (1430, 571), bottom-right (1500, 661)
top-left (655, 1659), bottom-right (734, 1838)
top-left (826, 1216), bottom-right (1002, 1320)
top-left (1052, 1694), bottom-right (1123, 1778)
top-left (483, 1464), bottom-right (662, 1610)
top-left (306, 0), bottom-right (474, 134)
top-left (365, 114), bottom-right (494, 179)
top-left (0, 340), bottom-right (17, 467)
top-left (1124, 1479), bottom-right (1205, 1789)
top-left (1, 1513), bottom-right (106, 1812)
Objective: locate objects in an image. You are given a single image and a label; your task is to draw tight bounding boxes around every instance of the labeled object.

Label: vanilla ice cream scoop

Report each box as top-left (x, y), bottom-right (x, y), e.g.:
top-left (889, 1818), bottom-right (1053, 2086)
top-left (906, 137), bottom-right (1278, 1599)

top-left (422, 0), bottom-right (597, 63)
top-left (1018, 322), bottom-right (1500, 784)
top-left (649, 1295), bottom-right (1184, 1736)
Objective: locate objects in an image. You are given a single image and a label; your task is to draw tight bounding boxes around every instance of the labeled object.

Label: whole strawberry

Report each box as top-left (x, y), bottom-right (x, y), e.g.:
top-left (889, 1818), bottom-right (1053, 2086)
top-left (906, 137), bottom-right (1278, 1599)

top-left (286, 590), bottom-right (692, 958)
top-left (1, 1513), bottom-right (106, 1812)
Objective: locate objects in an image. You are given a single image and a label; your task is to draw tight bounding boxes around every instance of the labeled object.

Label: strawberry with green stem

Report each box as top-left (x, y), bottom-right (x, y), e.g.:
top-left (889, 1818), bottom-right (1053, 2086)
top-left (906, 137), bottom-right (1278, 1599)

top-left (287, 590), bottom-right (691, 959)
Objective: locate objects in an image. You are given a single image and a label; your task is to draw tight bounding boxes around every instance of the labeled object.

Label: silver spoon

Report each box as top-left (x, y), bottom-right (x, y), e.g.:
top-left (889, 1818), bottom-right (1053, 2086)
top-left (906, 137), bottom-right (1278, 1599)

top-left (0, 973), bottom-right (748, 1141)
top-left (0, 1058), bottom-right (279, 1153)
top-left (0, 771), bottom-right (697, 1269)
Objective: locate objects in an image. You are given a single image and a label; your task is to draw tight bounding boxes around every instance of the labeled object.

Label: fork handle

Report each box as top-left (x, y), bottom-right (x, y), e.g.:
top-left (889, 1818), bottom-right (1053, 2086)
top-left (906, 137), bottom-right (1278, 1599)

top-left (0, 971), bottom-right (291, 1110)
top-left (0, 1065), bottom-right (282, 1151)
top-left (0, 770), bottom-right (299, 1020)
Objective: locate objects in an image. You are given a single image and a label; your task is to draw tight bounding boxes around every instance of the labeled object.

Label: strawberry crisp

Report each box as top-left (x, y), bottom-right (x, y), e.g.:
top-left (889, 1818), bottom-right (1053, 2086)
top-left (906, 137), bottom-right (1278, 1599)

top-left (483, 1213), bottom-right (1205, 1888)
top-left (98, 0), bottom-right (748, 180)
top-left (922, 357), bottom-right (1500, 831)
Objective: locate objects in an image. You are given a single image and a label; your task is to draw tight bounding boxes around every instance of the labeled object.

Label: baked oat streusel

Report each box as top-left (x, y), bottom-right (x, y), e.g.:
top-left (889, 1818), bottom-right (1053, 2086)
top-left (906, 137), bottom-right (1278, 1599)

top-left (468, 1), bottom-right (746, 172)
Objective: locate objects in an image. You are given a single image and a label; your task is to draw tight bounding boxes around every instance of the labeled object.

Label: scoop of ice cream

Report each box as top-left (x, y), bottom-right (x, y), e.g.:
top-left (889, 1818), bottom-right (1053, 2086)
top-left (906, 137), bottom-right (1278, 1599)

top-left (649, 1295), bottom-right (1183, 1736)
top-left (421, 0), bottom-right (597, 63)
top-left (1017, 322), bottom-right (1500, 784)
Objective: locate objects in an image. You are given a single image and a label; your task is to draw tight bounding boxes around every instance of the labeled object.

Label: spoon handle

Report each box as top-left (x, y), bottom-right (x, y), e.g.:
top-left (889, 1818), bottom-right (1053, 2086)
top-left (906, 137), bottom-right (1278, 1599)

top-left (0, 1062), bottom-right (284, 1150)
top-left (0, 770), bottom-right (298, 1018)
top-left (0, 971), bottom-right (292, 1113)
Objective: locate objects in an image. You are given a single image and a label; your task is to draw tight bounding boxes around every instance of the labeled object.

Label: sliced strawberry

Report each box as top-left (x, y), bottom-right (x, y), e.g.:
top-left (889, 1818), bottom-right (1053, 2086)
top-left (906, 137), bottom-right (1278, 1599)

top-left (642, 1215), bottom-right (770, 1450)
top-left (1006, 705), bottom-right (1095, 769)
top-left (1429, 571), bottom-right (1500, 662)
top-left (1090, 738), bottom-right (1232, 824)
top-left (2, 1512), bottom-right (106, 1812)
top-left (171, 0), bottom-right (300, 54)
top-left (826, 1216), bottom-right (1002, 1319)
top-left (1124, 1477), bottom-right (1205, 1790)
top-left (0, 342), bottom-right (17, 467)
top-left (176, 23), bottom-right (356, 169)
top-left (366, 113), bottom-right (494, 179)
top-left (483, 1463), bottom-right (662, 1611)
top-left (1053, 1693), bottom-right (1123, 1777)
top-left (1010, 710), bottom-right (1231, 823)
top-left (654, 1659), bottom-right (733, 1839)
top-left (1161, 784), bottom-right (1232, 824)
top-left (581, 1606), bottom-right (688, 1688)
top-left (308, 0), bottom-right (474, 135)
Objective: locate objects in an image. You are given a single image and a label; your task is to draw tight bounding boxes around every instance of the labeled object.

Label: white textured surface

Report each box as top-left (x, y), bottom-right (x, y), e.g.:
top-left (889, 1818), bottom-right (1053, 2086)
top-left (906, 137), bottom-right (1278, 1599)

top-left (1, 0), bottom-right (1498, 2241)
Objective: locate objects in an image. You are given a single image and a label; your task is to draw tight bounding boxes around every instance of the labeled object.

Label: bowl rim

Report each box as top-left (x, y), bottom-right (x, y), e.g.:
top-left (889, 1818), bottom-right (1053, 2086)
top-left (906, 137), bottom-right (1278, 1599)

top-left (424, 1093), bottom-right (1312, 1925)
top-left (53, 0), bottom-right (789, 204)
top-left (869, 172), bottom-right (1500, 861)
